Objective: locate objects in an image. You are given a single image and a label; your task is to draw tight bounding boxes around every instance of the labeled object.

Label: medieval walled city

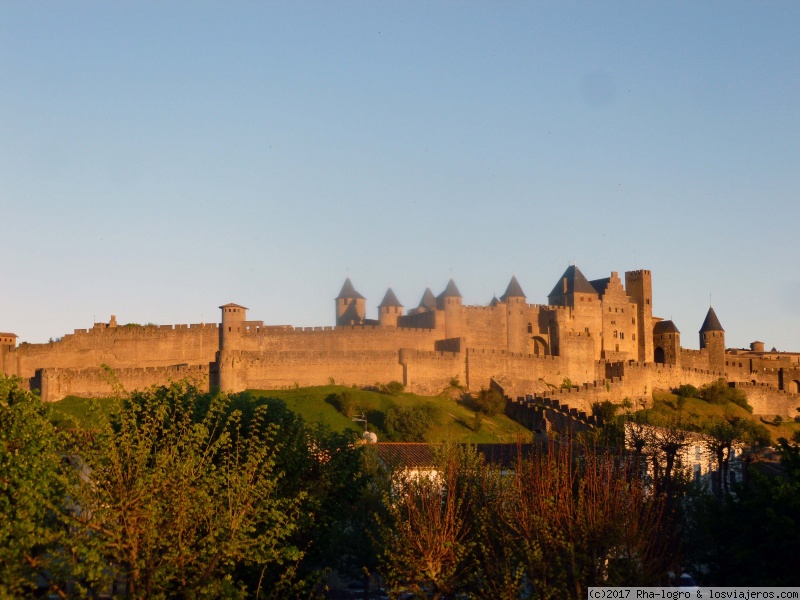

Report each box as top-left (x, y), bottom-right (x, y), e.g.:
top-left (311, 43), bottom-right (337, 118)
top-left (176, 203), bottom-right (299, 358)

top-left (2, 265), bottom-right (799, 420)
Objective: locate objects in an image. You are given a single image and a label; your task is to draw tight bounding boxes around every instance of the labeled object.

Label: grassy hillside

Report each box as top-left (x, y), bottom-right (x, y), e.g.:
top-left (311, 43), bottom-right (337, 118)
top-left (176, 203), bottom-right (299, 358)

top-left (639, 391), bottom-right (800, 445)
top-left (49, 385), bottom-right (532, 443)
top-left (248, 385), bottom-right (532, 443)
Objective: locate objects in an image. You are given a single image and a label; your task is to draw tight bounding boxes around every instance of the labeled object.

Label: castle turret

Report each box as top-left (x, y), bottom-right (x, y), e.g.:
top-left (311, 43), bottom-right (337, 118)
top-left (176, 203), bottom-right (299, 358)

top-left (436, 279), bottom-right (463, 340)
top-left (219, 303), bottom-right (248, 351)
top-left (336, 278), bottom-right (366, 326)
top-left (416, 288), bottom-right (437, 313)
top-left (653, 319), bottom-right (681, 365)
top-left (500, 276), bottom-right (527, 353)
top-left (700, 306), bottom-right (725, 372)
top-left (625, 270), bottom-right (654, 363)
top-left (378, 288), bottom-right (403, 327)
top-left (218, 303), bottom-right (248, 393)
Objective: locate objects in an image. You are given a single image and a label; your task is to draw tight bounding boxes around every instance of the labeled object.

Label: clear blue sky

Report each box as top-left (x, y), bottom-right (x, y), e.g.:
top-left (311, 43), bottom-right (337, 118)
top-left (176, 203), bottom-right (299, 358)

top-left (2, 2), bottom-right (798, 350)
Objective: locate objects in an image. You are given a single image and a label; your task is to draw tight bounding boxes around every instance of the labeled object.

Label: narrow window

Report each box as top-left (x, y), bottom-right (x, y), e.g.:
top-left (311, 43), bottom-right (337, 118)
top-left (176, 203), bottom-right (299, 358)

top-left (527, 323), bottom-right (533, 334)
top-left (620, 332), bottom-right (624, 340)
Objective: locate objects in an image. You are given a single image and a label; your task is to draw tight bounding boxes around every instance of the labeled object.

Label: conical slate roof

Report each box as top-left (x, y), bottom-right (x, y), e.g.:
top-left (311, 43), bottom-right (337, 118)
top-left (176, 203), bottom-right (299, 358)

top-left (378, 287), bottom-right (403, 308)
top-left (500, 276), bottom-right (526, 301)
top-left (336, 277), bottom-right (365, 300)
top-left (548, 265), bottom-right (597, 299)
top-left (700, 307), bottom-right (724, 333)
top-left (436, 279), bottom-right (462, 300)
top-left (418, 288), bottom-right (437, 310)
top-left (653, 320), bottom-right (680, 335)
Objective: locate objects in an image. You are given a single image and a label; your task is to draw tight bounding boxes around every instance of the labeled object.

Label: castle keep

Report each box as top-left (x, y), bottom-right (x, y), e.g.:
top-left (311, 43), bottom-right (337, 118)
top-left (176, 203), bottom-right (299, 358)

top-left (2, 266), bottom-right (799, 417)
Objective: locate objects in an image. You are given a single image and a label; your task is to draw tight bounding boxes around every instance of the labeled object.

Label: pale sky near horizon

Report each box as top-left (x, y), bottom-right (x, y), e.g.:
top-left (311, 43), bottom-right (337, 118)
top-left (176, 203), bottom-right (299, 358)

top-left (1, 2), bottom-right (798, 351)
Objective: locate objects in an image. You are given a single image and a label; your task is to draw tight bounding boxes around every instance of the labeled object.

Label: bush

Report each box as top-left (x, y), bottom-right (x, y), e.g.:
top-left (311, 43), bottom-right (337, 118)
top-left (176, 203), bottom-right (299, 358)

top-left (330, 391), bottom-right (359, 418)
top-left (673, 384), bottom-right (699, 398)
top-left (377, 381), bottom-right (405, 395)
top-left (474, 388), bottom-right (506, 417)
top-left (591, 400), bottom-right (618, 425)
top-left (699, 379), bottom-right (753, 412)
top-left (383, 404), bottom-right (438, 441)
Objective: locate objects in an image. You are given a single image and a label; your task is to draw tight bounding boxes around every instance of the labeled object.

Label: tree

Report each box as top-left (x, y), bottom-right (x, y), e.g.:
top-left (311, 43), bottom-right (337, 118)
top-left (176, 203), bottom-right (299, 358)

top-left (66, 383), bottom-right (305, 598)
top-left (0, 377), bottom-right (74, 597)
top-left (379, 444), bottom-right (481, 598)
top-left (685, 439), bottom-right (800, 585)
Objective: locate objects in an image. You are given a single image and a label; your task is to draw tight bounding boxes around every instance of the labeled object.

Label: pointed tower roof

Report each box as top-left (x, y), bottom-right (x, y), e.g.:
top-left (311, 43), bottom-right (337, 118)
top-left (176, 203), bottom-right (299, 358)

top-left (378, 287), bottom-right (403, 308)
top-left (436, 279), bottom-right (462, 300)
top-left (336, 277), bottom-right (365, 300)
top-left (700, 307), bottom-right (724, 333)
top-left (653, 320), bottom-right (680, 334)
top-left (418, 287), bottom-right (437, 310)
top-left (548, 265), bottom-right (597, 299)
top-left (500, 276), bottom-right (526, 301)
top-left (488, 295), bottom-right (500, 307)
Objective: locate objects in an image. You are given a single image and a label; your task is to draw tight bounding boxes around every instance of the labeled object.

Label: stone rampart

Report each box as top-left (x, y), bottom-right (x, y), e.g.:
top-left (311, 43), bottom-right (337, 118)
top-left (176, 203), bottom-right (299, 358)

top-left (731, 382), bottom-right (800, 418)
top-left (399, 349), bottom-right (463, 396)
top-left (2, 323), bottom-right (219, 380)
top-left (36, 364), bottom-right (211, 402)
top-left (218, 349), bottom-right (404, 392)
top-left (235, 324), bottom-right (440, 354)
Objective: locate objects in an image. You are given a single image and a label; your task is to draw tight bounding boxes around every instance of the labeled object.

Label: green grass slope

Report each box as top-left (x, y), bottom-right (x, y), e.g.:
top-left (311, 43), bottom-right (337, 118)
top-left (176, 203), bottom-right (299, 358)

top-left (49, 385), bottom-right (532, 443)
top-left (248, 385), bottom-right (532, 443)
top-left (640, 392), bottom-right (800, 445)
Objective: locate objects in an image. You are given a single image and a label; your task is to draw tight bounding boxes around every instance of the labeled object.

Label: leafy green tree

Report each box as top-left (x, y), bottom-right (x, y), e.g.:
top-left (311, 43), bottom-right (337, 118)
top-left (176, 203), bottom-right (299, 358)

top-left (0, 377), bottom-right (74, 598)
top-left (685, 439), bottom-right (800, 585)
top-left (67, 383), bottom-right (305, 598)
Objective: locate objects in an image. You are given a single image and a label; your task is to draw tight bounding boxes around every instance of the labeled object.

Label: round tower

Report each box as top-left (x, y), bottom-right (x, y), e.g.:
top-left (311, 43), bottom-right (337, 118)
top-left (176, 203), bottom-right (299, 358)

top-left (378, 287), bottom-right (403, 327)
top-left (219, 303), bottom-right (248, 350)
top-left (436, 279), bottom-right (463, 340)
top-left (500, 275), bottom-right (527, 353)
top-left (699, 307), bottom-right (725, 372)
top-left (652, 319), bottom-right (681, 365)
top-left (336, 278), bottom-right (366, 326)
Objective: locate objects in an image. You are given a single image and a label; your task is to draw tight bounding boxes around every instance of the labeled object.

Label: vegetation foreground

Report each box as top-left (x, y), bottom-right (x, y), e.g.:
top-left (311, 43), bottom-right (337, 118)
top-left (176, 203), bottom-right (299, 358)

top-left (2, 376), bottom-right (799, 598)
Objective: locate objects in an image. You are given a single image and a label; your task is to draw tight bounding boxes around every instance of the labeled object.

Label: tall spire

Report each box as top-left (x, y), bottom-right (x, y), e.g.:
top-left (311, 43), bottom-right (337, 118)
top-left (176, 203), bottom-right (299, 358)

top-left (699, 306), bottom-right (724, 333)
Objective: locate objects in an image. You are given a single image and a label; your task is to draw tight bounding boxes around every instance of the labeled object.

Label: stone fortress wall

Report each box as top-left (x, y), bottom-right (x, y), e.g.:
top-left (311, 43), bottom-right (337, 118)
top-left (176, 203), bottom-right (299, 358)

top-left (1, 265), bottom-right (798, 418)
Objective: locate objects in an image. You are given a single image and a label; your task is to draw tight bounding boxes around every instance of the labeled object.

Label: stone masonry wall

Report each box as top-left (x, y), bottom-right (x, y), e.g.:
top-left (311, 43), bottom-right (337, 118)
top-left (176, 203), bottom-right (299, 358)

top-left (2, 324), bottom-right (219, 380)
top-left (37, 364), bottom-right (211, 402)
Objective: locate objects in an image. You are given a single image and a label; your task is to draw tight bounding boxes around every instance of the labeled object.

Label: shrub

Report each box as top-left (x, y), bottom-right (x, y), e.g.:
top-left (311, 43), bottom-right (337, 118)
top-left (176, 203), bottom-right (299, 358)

top-left (591, 400), bottom-right (618, 425)
top-left (377, 381), bottom-right (405, 395)
top-left (474, 388), bottom-right (506, 417)
top-left (383, 405), bottom-right (435, 442)
top-left (331, 391), bottom-right (359, 418)
top-left (673, 384), bottom-right (699, 398)
top-left (699, 379), bottom-right (753, 412)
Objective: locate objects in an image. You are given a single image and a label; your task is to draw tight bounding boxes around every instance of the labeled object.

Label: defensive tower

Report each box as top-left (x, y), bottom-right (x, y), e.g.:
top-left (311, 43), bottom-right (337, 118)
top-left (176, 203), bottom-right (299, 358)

top-left (625, 270), bottom-right (654, 363)
top-left (700, 306), bottom-right (725, 372)
top-left (336, 278), bottom-right (366, 326)
top-left (378, 288), bottom-right (403, 327)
